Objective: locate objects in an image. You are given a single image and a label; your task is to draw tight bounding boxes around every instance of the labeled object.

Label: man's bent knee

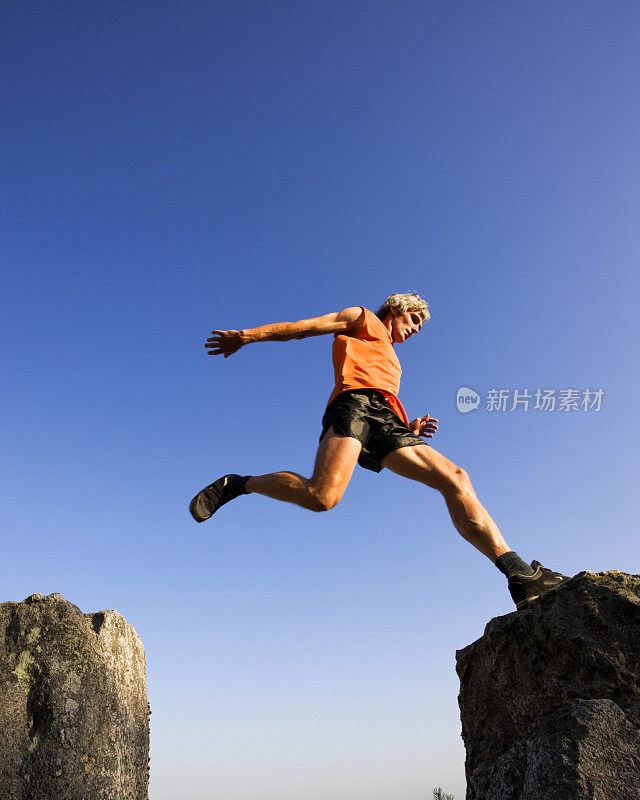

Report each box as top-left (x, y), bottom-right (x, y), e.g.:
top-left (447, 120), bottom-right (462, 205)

top-left (307, 487), bottom-right (342, 512)
top-left (444, 466), bottom-right (475, 496)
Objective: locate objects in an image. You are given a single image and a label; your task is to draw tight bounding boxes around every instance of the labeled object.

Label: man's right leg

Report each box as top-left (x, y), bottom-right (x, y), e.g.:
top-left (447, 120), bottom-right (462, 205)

top-left (245, 427), bottom-right (362, 511)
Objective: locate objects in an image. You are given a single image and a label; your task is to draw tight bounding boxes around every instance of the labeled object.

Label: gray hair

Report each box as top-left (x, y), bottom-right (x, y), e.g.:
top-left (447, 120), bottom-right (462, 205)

top-left (375, 292), bottom-right (430, 323)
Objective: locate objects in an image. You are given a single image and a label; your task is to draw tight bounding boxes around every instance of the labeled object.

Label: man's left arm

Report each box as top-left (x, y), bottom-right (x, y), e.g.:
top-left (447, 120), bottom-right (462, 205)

top-left (408, 414), bottom-right (439, 438)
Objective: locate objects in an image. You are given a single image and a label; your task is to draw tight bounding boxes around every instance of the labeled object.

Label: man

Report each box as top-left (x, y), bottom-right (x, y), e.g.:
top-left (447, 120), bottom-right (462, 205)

top-left (190, 293), bottom-right (569, 609)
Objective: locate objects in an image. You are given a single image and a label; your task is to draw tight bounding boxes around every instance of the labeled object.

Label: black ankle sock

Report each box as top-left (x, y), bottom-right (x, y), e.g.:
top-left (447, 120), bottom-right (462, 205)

top-left (240, 475), bottom-right (253, 494)
top-left (495, 551), bottom-right (534, 579)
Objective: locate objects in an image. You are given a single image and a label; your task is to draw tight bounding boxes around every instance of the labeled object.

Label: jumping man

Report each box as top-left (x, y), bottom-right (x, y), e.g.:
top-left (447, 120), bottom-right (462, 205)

top-left (189, 293), bottom-right (569, 609)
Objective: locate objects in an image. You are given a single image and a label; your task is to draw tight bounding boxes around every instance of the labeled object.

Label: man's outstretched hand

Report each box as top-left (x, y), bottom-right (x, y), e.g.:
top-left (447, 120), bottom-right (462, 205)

top-left (204, 330), bottom-right (248, 358)
top-left (409, 414), bottom-right (439, 438)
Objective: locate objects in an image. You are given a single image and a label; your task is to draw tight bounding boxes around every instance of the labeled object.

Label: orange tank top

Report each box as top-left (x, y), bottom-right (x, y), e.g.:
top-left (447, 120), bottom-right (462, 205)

top-left (326, 306), bottom-right (410, 425)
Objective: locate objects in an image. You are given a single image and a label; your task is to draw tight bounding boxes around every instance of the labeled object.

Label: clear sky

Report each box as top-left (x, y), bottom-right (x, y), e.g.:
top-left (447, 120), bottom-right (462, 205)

top-left (2, 2), bottom-right (639, 798)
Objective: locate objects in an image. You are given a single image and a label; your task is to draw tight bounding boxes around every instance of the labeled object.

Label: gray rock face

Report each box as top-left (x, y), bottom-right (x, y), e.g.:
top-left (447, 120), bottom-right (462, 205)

top-left (456, 571), bottom-right (640, 800)
top-left (0, 592), bottom-right (149, 799)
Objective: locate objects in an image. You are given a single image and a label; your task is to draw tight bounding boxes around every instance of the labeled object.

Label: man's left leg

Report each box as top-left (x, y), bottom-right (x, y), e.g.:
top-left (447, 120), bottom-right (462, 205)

top-left (381, 443), bottom-right (569, 607)
top-left (381, 443), bottom-right (509, 561)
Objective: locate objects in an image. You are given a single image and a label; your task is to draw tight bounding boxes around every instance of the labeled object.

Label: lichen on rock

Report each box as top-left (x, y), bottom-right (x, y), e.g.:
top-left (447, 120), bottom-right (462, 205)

top-left (456, 571), bottom-right (640, 800)
top-left (0, 592), bottom-right (149, 800)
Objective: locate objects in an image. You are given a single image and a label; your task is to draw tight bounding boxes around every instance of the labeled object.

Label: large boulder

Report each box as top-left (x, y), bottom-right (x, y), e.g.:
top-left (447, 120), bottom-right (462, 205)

top-left (456, 571), bottom-right (640, 800)
top-left (0, 592), bottom-right (149, 799)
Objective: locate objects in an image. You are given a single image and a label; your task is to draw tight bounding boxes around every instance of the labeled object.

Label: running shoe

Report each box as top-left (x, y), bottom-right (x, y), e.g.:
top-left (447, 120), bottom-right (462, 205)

top-left (508, 561), bottom-right (571, 610)
top-left (189, 474), bottom-right (248, 523)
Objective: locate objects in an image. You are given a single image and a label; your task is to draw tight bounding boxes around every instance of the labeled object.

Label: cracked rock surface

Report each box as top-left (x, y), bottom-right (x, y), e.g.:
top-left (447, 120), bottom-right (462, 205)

top-left (1, 592), bottom-right (149, 799)
top-left (456, 571), bottom-right (640, 800)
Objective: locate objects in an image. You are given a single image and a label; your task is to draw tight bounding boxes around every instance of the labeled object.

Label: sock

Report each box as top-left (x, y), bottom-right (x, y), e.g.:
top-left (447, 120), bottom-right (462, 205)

top-left (240, 475), bottom-right (253, 494)
top-left (495, 551), bottom-right (535, 579)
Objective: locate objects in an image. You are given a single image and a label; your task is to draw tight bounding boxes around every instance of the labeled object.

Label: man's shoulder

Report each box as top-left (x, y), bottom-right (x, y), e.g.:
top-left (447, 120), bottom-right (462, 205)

top-left (341, 307), bottom-right (390, 342)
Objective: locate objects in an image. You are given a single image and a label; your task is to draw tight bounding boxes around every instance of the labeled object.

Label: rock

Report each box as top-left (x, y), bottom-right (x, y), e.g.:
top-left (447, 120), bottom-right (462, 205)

top-left (0, 592), bottom-right (149, 799)
top-left (456, 571), bottom-right (640, 800)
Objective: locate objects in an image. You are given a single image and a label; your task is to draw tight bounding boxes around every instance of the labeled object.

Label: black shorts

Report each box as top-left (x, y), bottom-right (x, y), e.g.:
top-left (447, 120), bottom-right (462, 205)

top-left (320, 389), bottom-right (429, 473)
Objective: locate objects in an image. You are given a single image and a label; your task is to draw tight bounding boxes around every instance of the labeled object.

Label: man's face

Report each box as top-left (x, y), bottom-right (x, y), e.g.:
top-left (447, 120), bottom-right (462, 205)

top-left (391, 309), bottom-right (424, 343)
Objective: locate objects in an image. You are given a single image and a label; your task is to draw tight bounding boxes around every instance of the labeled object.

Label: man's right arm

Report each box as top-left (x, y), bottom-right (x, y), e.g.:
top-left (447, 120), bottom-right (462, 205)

top-left (205, 306), bottom-right (364, 358)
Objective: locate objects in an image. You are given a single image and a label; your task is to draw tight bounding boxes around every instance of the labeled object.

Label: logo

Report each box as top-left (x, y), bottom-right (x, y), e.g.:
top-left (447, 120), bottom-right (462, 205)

top-left (454, 387), bottom-right (604, 413)
top-left (457, 387), bottom-right (480, 413)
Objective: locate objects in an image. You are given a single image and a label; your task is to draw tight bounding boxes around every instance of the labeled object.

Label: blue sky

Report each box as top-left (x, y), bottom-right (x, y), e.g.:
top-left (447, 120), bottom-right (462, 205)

top-left (2, 2), bottom-right (639, 798)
